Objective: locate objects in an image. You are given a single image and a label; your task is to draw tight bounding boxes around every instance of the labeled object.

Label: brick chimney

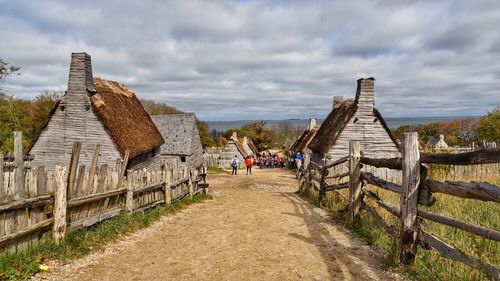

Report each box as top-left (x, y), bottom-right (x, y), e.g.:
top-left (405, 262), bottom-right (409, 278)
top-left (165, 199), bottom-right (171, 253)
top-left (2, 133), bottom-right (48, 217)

top-left (355, 77), bottom-right (375, 113)
top-left (309, 118), bottom-right (317, 129)
top-left (67, 52), bottom-right (96, 95)
top-left (333, 96), bottom-right (343, 108)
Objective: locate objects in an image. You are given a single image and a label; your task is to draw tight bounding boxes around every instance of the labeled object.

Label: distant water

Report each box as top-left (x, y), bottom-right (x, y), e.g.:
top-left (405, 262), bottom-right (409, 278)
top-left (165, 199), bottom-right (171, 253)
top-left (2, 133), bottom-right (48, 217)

top-left (205, 116), bottom-right (478, 132)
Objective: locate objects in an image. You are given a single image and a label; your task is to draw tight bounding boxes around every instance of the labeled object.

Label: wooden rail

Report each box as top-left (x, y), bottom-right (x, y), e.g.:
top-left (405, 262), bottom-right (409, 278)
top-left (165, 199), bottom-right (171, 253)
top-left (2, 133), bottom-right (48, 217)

top-left (297, 132), bottom-right (500, 280)
top-left (0, 133), bottom-right (209, 252)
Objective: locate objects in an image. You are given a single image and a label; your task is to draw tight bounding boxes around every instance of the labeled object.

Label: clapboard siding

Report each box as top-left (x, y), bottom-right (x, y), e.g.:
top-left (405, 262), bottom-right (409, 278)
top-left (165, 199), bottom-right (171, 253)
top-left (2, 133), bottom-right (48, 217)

top-left (218, 141), bottom-right (246, 169)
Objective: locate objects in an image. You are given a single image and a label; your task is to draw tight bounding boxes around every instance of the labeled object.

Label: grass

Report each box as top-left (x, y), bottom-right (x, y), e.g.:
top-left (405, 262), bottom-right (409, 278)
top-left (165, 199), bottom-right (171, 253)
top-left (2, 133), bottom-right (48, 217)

top-left (0, 193), bottom-right (212, 281)
top-left (207, 166), bottom-right (225, 174)
top-left (298, 164), bottom-right (500, 281)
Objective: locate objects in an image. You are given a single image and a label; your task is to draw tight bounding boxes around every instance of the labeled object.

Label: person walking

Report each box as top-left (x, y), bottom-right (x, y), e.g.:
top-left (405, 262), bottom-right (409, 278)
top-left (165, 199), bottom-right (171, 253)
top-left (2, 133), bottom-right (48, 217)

top-left (231, 155), bottom-right (238, 175)
top-left (295, 151), bottom-right (303, 170)
top-left (245, 155), bottom-right (253, 175)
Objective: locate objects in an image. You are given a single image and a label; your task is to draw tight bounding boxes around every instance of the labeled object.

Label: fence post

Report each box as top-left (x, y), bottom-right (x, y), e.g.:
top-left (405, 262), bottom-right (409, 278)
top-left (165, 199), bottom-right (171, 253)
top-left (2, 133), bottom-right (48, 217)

top-left (349, 140), bottom-right (361, 224)
top-left (188, 168), bottom-right (194, 198)
top-left (53, 165), bottom-right (68, 244)
top-left (318, 157), bottom-right (327, 207)
top-left (400, 132), bottom-right (421, 264)
top-left (163, 165), bottom-right (172, 206)
top-left (13, 131), bottom-right (24, 199)
top-left (125, 169), bottom-right (134, 213)
top-left (67, 142), bottom-right (82, 200)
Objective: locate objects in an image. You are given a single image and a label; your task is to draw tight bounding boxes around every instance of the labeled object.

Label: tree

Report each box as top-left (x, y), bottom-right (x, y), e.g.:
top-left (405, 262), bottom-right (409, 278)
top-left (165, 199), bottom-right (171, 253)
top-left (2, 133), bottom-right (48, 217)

top-left (475, 106), bottom-right (500, 144)
top-left (196, 119), bottom-right (218, 148)
top-left (240, 121), bottom-right (276, 151)
top-left (140, 99), bottom-right (181, 115)
top-left (274, 120), bottom-right (302, 149)
top-left (0, 59), bottom-right (20, 95)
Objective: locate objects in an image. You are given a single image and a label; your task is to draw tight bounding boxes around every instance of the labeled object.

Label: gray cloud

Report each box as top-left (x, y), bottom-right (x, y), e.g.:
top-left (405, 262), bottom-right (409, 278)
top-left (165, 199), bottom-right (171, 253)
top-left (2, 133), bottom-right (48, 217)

top-left (0, 0), bottom-right (499, 120)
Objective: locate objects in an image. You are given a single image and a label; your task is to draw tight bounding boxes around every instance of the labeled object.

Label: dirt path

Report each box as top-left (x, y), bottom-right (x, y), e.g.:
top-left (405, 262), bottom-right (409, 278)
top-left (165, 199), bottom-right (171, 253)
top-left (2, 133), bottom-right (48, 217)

top-left (34, 168), bottom-right (403, 281)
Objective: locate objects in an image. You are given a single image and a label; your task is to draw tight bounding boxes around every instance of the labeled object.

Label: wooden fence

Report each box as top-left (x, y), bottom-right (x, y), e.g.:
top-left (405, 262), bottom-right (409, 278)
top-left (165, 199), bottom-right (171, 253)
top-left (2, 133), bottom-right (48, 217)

top-left (0, 132), bottom-right (208, 251)
top-left (298, 132), bottom-right (500, 280)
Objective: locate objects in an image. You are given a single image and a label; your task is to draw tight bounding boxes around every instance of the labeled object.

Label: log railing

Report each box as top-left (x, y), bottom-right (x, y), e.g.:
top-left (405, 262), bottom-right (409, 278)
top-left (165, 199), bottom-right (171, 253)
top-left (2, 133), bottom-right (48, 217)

top-left (297, 132), bottom-right (500, 280)
top-left (0, 132), bottom-right (210, 252)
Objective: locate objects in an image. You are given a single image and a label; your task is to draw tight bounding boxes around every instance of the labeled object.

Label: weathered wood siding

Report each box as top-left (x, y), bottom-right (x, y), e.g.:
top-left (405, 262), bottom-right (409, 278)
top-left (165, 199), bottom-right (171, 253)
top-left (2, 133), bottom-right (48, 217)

top-left (311, 110), bottom-right (401, 183)
top-left (188, 122), bottom-right (204, 169)
top-left (218, 141), bottom-right (245, 169)
top-left (30, 54), bottom-right (121, 171)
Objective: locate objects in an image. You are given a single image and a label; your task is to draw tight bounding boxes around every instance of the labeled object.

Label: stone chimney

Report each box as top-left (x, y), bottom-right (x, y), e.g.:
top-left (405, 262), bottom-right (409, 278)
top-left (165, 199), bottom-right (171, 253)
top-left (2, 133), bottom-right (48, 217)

top-left (439, 134), bottom-right (444, 141)
top-left (355, 77), bottom-right (375, 113)
top-left (242, 136), bottom-right (248, 145)
top-left (309, 118), bottom-right (317, 129)
top-left (333, 96), bottom-right (343, 107)
top-left (231, 131), bottom-right (238, 141)
top-left (67, 52), bottom-right (96, 95)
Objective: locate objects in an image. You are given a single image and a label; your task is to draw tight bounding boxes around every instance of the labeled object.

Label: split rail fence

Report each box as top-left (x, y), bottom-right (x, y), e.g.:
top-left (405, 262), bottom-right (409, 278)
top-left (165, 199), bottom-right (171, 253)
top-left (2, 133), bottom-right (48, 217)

top-left (298, 132), bottom-right (500, 280)
top-left (0, 132), bottom-right (208, 251)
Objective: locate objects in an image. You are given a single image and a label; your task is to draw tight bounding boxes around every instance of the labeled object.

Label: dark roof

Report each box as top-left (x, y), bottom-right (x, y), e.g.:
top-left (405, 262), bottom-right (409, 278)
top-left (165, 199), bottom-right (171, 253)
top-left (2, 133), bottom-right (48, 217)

top-left (90, 78), bottom-right (165, 158)
top-left (308, 100), bottom-right (399, 154)
top-left (291, 125), bottom-right (320, 152)
top-left (28, 78), bottom-right (165, 158)
top-left (151, 113), bottom-right (201, 156)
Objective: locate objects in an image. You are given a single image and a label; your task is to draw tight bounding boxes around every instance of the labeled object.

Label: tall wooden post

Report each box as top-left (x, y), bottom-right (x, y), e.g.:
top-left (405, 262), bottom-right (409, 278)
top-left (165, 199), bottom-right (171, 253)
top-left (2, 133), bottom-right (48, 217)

top-left (188, 168), bottom-right (194, 198)
top-left (164, 166), bottom-right (172, 206)
top-left (13, 131), bottom-right (24, 199)
top-left (400, 132), bottom-right (420, 264)
top-left (349, 140), bottom-right (361, 224)
top-left (67, 142), bottom-right (82, 200)
top-left (53, 165), bottom-right (68, 244)
top-left (317, 157), bottom-right (328, 207)
top-left (125, 169), bottom-right (134, 213)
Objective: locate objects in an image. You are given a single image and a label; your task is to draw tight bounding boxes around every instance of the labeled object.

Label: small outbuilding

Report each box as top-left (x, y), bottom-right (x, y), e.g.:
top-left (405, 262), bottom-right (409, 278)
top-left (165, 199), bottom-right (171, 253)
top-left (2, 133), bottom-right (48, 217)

top-left (218, 132), bottom-right (247, 169)
top-left (290, 118), bottom-right (320, 169)
top-left (150, 113), bottom-right (204, 170)
top-left (426, 134), bottom-right (449, 150)
top-left (28, 52), bottom-right (164, 171)
top-left (307, 78), bottom-right (401, 181)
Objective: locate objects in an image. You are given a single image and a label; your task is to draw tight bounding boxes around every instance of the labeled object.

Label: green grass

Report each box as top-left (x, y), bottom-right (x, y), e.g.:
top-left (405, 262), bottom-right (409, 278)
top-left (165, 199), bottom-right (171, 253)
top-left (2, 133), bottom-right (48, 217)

top-left (207, 166), bottom-right (225, 173)
top-left (298, 173), bottom-right (500, 281)
top-left (0, 193), bottom-right (212, 281)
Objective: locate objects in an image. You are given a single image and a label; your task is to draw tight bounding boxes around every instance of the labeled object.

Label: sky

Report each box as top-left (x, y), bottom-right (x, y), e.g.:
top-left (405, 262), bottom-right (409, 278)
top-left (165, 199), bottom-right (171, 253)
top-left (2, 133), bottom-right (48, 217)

top-left (0, 0), bottom-right (499, 121)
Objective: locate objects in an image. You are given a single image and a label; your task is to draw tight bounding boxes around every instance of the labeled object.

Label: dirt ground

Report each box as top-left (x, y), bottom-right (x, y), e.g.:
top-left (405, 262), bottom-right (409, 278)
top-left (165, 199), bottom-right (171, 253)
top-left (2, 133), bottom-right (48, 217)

top-left (33, 168), bottom-right (403, 281)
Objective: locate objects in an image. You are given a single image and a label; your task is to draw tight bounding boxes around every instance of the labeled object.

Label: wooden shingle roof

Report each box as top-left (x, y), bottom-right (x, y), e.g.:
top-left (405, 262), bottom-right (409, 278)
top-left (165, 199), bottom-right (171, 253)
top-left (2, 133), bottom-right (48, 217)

top-left (151, 113), bottom-right (200, 156)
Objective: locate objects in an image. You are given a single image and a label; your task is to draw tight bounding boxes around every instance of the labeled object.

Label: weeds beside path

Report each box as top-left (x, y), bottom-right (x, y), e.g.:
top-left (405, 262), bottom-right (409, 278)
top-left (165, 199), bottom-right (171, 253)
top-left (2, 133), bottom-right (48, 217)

top-left (31, 169), bottom-right (403, 281)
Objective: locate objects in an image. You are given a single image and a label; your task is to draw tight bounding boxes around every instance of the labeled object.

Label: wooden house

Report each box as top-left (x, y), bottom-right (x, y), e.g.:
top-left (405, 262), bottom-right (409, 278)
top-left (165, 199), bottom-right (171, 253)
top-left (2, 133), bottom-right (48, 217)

top-left (290, 118), bottom-right (320, 169)
top-left (426, 134), bottom-right (449, 150)
top-left (218, 132), bottom-right (247, 169)
top-left (28, 52), bottom-right (164, 170)
top-left (149, 113), bottom-right (204, 170)
top-left (241, 136), bottom-right (258, 157)
top-left (307, 78), bottom-right (400, 181)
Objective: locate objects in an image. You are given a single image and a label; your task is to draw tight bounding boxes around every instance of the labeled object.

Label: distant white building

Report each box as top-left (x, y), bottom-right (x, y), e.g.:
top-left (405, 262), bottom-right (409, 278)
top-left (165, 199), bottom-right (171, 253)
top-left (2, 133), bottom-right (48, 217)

top-left (427, 134), bottom-right (449, 150)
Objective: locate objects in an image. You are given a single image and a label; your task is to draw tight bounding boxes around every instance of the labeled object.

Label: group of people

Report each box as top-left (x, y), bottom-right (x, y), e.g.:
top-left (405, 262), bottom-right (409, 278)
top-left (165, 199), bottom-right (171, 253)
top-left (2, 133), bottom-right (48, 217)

top-left (229, 153), bottom-right (286, 176)
top-left (257, 154), bottom-right (285, 169)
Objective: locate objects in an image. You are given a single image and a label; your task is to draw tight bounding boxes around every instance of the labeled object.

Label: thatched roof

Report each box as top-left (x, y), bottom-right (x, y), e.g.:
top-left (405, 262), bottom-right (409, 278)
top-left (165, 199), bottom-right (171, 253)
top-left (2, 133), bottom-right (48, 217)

top-left (240, 137), bottom-right (258, 155)
top-left (229, 139), bottom-right (248, 157)
top-left (291, 125), bottom-right (320, 152)
top-left (90, 78), bottom-right (165, 158)
top-left (28, 78), bottom-right (165, 159)
top-left (308, 100), bottom-right (399, 154)
top-left (151, 113), bottom-right (201, 156)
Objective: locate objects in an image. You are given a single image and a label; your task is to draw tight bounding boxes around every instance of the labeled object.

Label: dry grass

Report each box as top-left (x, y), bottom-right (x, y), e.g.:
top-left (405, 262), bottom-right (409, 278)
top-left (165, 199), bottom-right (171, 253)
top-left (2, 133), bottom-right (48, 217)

top-left (300, 163), bottom-right (500, 281)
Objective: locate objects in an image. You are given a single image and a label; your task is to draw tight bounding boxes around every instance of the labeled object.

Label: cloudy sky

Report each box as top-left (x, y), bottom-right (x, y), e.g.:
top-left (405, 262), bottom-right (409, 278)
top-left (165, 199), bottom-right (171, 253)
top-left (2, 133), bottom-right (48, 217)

top-left (0, 0), bottom-right (499, 120)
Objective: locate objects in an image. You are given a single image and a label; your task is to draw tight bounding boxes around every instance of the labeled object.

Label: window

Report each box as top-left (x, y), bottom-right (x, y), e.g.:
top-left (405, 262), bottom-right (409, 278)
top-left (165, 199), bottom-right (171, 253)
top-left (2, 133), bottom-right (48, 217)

top-left (180, 156), bottom-right (186, 162)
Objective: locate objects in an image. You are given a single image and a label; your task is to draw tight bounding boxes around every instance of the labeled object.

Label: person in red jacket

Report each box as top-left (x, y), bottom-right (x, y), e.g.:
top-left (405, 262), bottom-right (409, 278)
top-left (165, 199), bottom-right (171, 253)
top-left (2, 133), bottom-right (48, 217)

top-left (245, 155), bottom-right (253, 175)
